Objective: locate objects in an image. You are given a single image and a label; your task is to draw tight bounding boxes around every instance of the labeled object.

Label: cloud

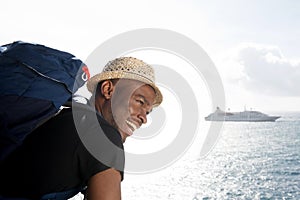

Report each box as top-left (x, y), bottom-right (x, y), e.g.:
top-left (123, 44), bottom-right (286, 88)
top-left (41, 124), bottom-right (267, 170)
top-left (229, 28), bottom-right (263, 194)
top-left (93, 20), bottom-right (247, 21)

top-left (224, 43), bottom-right (300, 97)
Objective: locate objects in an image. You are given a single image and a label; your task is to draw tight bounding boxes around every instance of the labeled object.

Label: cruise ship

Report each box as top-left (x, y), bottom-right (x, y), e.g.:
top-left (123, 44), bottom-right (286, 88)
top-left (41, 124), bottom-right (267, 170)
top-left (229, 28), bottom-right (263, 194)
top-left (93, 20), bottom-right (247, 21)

top-left (205, 107), bottom-right (281, 122)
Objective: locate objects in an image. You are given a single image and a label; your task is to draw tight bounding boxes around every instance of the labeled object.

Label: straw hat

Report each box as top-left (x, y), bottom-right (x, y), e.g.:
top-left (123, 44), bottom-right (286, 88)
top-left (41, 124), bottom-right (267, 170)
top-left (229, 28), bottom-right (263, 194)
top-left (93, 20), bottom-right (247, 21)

top-left (87, 57), bottom-right (163, 107)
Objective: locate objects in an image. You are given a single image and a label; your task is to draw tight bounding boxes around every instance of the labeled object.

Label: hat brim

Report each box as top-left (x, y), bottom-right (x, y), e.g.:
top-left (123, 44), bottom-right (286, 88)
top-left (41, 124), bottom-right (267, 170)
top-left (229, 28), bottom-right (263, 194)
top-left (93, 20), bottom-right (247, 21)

top-left (87, 71), bottom-right (163, 107)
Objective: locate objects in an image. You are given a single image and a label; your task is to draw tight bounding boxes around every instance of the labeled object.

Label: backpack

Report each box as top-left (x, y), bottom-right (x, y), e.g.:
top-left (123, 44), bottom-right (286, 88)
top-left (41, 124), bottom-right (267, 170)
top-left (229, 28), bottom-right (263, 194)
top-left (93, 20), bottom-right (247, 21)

top-left (0, 41), bottom-right (90, 161)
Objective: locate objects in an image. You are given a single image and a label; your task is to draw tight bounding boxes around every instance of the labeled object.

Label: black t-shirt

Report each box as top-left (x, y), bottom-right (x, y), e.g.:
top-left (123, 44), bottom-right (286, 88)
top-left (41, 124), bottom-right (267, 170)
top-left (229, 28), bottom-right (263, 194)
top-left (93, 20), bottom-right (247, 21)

top-left (0, 104), bottom-right (124, 199)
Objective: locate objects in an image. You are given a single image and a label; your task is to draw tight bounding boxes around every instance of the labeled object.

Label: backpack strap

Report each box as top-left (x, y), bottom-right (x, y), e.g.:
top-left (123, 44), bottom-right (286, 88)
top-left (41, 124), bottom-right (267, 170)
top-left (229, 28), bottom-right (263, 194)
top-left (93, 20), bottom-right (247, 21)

top-left (40, 185), bottom-right (86, 200)
top-left (0, 186), bottom-right (85, 200)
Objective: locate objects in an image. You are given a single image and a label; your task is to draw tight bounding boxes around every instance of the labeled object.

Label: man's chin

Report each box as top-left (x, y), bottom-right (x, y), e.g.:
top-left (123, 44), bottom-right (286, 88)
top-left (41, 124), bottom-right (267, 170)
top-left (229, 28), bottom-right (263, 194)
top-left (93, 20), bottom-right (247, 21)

top-left (118, 128), bottom-right (133, 143)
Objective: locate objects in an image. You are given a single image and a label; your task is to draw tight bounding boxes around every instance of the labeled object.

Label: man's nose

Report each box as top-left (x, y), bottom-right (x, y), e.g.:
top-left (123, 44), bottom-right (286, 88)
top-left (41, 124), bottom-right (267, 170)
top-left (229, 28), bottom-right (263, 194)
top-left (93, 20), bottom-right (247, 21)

top-left (138, 108), bottom-right (148, 124)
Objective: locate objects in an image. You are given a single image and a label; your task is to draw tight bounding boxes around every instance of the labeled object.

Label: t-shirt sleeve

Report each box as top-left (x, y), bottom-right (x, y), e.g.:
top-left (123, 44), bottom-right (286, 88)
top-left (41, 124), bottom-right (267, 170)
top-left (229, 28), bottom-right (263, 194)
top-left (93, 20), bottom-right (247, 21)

top-left (74, 109), bottom-right (125, 183)
top-left (76, 138), bottom-right (124, 183)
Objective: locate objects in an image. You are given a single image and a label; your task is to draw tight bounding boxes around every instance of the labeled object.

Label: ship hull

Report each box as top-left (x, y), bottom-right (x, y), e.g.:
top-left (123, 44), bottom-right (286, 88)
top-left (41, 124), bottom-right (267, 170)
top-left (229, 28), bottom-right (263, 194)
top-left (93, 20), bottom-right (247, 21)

top-left (205, 116), bottom-right (280, 122)
top-left (205, 108), bottom-right (281, 122)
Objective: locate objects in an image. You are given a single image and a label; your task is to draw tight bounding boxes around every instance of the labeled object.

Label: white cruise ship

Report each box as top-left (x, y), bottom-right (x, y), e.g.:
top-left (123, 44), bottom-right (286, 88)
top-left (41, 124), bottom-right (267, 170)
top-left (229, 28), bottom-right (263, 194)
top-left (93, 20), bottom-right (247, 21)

top-left (205, 107), bottom-right (281, 122)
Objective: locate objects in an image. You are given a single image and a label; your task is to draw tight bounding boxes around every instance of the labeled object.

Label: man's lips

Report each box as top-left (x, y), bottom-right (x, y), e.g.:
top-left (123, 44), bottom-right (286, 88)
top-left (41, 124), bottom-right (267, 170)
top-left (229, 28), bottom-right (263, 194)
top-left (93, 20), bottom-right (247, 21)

top-left (125, 120), bottom-right (138, 135)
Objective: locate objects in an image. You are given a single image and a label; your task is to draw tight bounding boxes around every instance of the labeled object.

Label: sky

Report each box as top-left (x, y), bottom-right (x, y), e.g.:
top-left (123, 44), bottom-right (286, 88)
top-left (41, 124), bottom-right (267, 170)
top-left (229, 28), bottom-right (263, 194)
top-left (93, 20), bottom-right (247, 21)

top-left (1, 0), bottom-right (300, 112)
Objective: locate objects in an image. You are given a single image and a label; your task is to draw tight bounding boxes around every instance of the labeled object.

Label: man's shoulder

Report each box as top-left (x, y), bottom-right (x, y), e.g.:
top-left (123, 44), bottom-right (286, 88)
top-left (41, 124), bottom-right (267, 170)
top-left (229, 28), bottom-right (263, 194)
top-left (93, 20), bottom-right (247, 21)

top-left (70, 102), bottom-right (123, 148)
top-left (70, 102), bottom-right (110, 127)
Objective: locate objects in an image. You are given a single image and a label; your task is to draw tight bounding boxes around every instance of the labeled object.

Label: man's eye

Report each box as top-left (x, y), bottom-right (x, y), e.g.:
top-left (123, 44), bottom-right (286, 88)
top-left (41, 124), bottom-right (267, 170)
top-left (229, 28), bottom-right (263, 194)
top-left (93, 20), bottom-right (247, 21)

top-left (137, 99), bottom-right (144, 105)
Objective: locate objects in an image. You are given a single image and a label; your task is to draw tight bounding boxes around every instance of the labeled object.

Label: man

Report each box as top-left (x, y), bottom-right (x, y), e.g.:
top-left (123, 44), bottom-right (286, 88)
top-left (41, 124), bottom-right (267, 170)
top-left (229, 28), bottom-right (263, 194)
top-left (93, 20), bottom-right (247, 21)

top-left (0, 57), bottom-right (163, 200)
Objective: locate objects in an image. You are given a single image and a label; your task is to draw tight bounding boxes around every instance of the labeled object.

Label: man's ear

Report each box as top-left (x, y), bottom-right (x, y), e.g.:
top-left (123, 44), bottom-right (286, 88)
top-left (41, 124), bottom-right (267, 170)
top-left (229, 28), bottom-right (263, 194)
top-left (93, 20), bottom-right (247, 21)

top-left (100, 80), bottom-right (115, 100)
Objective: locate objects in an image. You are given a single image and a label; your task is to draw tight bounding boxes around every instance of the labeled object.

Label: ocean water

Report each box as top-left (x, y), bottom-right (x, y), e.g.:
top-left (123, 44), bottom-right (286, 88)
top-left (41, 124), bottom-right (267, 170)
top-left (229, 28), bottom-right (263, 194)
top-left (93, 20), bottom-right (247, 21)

top-left (71, 112), bottom-right (300, 199)
top-left (120, 112), bottom-right (300, 200)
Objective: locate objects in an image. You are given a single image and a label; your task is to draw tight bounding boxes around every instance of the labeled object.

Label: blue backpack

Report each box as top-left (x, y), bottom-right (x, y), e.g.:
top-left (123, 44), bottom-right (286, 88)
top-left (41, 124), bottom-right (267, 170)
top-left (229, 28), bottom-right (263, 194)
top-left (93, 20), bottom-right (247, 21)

top-left (0, 41), bottom-right (90, 162)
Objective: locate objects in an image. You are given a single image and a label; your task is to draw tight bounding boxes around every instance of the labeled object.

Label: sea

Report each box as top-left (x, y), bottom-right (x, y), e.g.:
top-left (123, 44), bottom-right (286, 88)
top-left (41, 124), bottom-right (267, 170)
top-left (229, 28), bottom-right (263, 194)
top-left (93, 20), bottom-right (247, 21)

top-left (71, 111), bottom-right (300, 200)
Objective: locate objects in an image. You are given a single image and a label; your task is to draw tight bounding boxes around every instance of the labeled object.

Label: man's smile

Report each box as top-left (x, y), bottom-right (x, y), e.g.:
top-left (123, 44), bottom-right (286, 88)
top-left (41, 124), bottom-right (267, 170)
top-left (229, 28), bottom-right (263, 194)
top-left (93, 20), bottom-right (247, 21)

top-left (125, 120), bottom-right (138, 135)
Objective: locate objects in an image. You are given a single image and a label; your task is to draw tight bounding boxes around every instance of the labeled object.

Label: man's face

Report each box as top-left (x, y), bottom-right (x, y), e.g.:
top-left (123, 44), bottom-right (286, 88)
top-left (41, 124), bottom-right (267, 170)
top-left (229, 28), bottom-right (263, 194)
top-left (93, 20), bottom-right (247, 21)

top-left (110, 79), bottom-right (156, 142)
